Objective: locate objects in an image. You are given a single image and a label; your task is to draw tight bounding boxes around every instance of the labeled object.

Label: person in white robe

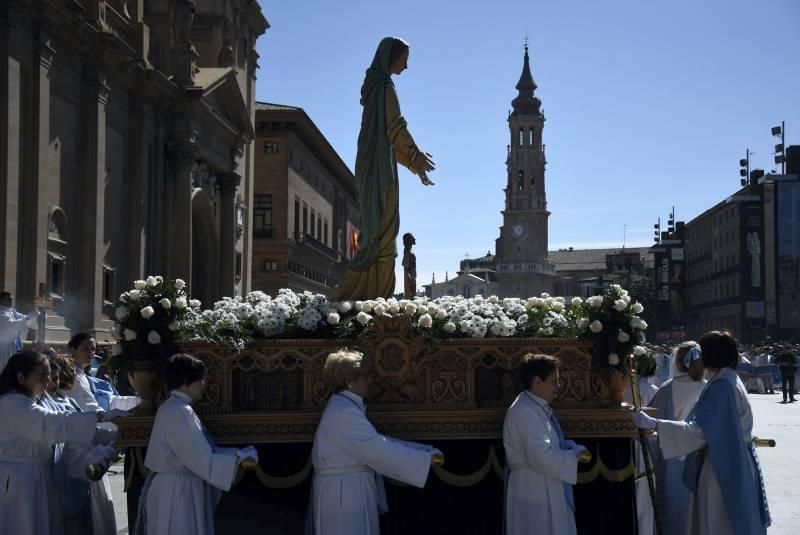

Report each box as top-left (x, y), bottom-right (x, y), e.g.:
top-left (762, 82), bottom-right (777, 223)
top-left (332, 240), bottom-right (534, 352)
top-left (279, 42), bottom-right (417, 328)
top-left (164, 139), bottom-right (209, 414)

top-left (0, 350), bottom-right (106, 535)
top-left (503, 353), bottom-right (588, 535)
top-left (647, 342), bottom-right (707, 535)
top-left (137, 353), bottom-right (257, 535)
top-left (0, 292), bottom-right (37, 373)
top-left (622, 352), bottom-right (659, 535)
top-left (633, 331), bottom-right (770, 535)
top-left (65, 333), bottom-right (131, 534)
top-left (309, 349), bottom-right (441, 535)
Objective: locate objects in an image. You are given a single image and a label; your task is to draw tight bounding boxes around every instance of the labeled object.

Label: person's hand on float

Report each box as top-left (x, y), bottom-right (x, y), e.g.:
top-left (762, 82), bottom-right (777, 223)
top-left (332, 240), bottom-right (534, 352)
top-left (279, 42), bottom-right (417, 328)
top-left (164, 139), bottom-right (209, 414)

top-left (631, 411), bottom-right (657, 430)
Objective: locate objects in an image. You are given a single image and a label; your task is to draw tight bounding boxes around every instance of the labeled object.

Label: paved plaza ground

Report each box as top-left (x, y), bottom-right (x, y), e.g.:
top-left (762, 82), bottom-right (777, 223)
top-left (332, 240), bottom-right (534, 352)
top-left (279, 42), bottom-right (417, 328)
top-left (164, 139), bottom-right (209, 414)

top-left (110, 391), bottom-right (800, 534)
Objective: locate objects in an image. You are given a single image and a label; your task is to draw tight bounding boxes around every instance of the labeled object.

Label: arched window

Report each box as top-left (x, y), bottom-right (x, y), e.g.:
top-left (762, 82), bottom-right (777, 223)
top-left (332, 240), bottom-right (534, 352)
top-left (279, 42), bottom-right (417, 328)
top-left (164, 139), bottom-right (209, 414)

top-left (517, 171), bottom-right (524, 191)
top-left (463, 285), bottom-right (471, 298)
top-left (529, 128), bottom-right (534, 145)
top-left (519, 128), bottom-right (524, 146)
top-left (530, 172), bottom-right (535, 188)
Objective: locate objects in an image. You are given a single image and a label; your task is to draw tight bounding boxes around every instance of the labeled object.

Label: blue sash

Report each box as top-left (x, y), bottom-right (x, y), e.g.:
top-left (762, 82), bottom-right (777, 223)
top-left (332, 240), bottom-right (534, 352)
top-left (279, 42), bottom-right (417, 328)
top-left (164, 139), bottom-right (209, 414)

top-left (682, 373), bottom-right (770, 534)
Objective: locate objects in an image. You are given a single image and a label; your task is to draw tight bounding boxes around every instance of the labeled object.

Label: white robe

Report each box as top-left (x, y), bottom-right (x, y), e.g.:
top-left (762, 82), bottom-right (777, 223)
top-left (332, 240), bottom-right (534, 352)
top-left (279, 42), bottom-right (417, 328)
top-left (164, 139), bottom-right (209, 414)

top-left (0, 307), bottom-right (29, 373)
top-left (143, 390), bottom-right (239, 535)
top-left (656, 368), bottom-right (757, 535)
top-left (503, 392), bottom-right (578, 535)
top-left (310, 390), bottom-right (433, 535)
top-left (67, 368), bottom-right (117, 535)
top-left (0, 392), bottom-right (97, 535)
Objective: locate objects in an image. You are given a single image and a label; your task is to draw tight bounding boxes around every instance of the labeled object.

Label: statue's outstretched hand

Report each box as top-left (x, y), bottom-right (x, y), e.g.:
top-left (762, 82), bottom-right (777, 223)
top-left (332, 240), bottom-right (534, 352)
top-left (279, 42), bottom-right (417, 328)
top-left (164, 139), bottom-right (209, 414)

top-left (414, 151), bottom-right (435, 173)
top-left (418, 171), bottom-right (434, 186)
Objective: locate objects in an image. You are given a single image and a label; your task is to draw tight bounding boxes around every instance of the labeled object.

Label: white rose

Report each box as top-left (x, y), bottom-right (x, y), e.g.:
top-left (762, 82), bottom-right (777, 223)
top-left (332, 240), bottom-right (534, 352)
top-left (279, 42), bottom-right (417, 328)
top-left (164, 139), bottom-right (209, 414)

top-left (168, 321), bottom-right (180, 332)
top-left (174, 297), bottom-right (188, 310)
top-left (418, 313), bottom-right (433, 328)
top-left (356, 311), bottom-right (372, 325)
top-left (140, 306), bottom-right (155, 319)
top-left (145, 276), bottom-right (158, 287)
top-left (435, 308), bottom-right (448, 320)
top-left (189, 299), bottom-right (201, 308)
top-left (373, 304), bottom-right (387, 316)
top-left (488, 295), bottom-right (499, 304)
top-left (608, 353), bottom-right (620, 366)
top-left (613, 299), bottom-right (627, 312)
top-left (589, 320), bottom-right (603, 334)
top-left (443, 321), bottom-right (456, 333)
top-left (327, 312), bottom-right (340, 325)
top-left (159, 298), bottom-right (171, 310)
top-left (617, 330), bottom-right (630, 343)
top-left (112, 343), bottom-right (123, 356)
top-left (633, 345), bottom-right (647, 356)
top-left (174, 279), bottom-right (186, 290)
top-left (336, 301), bottom-right (352, 313)
top-left (577, 318), bottom-right (589, 330)
top-left (571, 297), bottom-right (583, 307)
top-left (631, 302), bottom-right (644, 314)
top-left (405, 303), bottom-right (418, 315)
top-left (147, 330), bottom-right (161, 344)
top-left (355, 301), bottom-right (364, 311)
top-left (389, 303), bottom-right (400, 314)
top-left (123, 329), bottom-right (137, 341)
top-left (128, 290), bottom-right (141, 301)
top-left (551, 301), bottom-right (564, 313)
top-left (115, 306), bottom-right (128, 320)
top-left (133, 280), bottom-right (147, 290)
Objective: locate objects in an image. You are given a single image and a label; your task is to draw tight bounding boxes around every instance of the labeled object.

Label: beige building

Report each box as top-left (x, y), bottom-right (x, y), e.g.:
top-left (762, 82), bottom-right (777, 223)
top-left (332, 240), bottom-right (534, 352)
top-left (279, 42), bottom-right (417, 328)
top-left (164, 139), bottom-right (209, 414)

top-left (1, 0), bottom-right (268, 342)
top-left (251, 103), bottom-right (359, 296)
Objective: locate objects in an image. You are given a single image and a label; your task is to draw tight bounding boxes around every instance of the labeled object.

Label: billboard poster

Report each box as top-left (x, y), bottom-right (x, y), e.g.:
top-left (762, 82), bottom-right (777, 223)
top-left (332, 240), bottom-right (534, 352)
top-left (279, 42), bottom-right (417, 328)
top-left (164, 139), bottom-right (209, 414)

top-left (740, 202), bottom-right (766, 330)
top-left (777, 181), bottom-right (800, 331)
top-left (669, 247), bottom-right (685, 336)
top-left (654, 249), bottom-right (671, 339)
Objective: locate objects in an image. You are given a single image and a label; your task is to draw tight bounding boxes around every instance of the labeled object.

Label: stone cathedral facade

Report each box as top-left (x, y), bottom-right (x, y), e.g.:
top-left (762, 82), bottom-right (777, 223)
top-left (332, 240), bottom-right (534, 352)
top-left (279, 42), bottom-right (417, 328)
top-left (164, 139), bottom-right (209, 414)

top-left (1, 0), bottom-right (268, 342)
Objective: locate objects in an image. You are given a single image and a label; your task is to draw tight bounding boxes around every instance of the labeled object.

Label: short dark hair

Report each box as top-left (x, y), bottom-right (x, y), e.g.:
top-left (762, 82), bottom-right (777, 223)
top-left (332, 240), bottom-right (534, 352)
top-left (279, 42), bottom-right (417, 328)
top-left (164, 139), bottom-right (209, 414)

top-left (699, 331), bottom-right (739, 370)
top-left (519, 353), bottom-right (559, 390)
top-left (389, 38), bottom-right (410, 67)
top-left (635, 353), bottom-right (657, 378)
top-left (0, 351), bottom-right (48, 395)
top-left (68, 332), bottom-right (95, 350)
top-left (164, 353), bottom-right (207, 390)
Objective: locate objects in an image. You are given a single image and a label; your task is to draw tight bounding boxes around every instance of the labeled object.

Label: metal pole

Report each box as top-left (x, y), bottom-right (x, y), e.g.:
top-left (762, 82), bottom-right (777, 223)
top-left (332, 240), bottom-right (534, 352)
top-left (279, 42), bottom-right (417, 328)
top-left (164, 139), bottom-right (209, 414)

top-left (782, 121), bottom-right (786, 175)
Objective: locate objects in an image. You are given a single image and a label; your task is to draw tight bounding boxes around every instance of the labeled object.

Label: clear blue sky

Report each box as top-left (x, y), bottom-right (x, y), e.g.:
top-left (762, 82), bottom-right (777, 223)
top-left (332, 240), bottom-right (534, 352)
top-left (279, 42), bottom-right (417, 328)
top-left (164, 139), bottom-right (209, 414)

top-left (254, 0), bottom-right (800, 292)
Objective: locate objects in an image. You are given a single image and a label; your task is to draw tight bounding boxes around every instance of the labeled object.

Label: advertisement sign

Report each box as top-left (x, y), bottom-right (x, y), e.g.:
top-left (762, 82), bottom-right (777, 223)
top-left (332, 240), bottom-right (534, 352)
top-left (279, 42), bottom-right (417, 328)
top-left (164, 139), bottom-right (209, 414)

top-left (777, 181), bottom-right (800, 331)
top-left (654, 249), bottom-right (671, 339)
top-left (740, 202), bottom-right (766, 330)
top-left (669, 247), bottom-right (685, 330)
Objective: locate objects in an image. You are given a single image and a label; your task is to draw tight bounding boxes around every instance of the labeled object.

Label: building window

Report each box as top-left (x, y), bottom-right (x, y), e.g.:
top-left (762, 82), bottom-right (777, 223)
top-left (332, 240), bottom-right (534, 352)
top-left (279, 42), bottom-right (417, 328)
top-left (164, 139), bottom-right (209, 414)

top-left (529, 128), bottom-right (534, 145)
top-left (253, 194), bottom-right (273, 238)
top-left (310, 209), bottom-right (316, 238)
top-left (530, 172), bottom-right (535, 188)
top-left (324, 220), bottom-right (329, 246)
top-left (264, 260), bottom-right (279, 271)
top-left (235, 253), bottom-right (242, 284)
top-left (519, 128), bottom-right (524, 146)
top-left (517, 171), bottom-right (524, 191)
top-left (263, 141), bottom-right (279, 154)
top-left (303, 204), bottom-right (308, 235)
top-left (102, 266), bottom-right (115, 303)
top-left (317, 216), bottom-right (322, 242)
top-left (48, 253), bottom-right (65, 298)
top-left (294, 199), bottom-right (300, 237)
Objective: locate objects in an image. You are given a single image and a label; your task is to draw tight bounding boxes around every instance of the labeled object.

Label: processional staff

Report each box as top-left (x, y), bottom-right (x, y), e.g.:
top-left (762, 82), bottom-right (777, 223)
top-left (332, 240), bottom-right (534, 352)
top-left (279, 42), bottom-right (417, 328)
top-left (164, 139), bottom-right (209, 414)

top-left (627, 354), bottom-right (663, 535)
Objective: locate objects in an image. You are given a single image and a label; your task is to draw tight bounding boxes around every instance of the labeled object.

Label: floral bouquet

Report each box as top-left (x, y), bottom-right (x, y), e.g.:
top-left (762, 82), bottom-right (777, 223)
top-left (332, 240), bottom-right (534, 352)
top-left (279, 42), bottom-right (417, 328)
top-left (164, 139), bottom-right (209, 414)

top-left (575, 284), bottom-right (648, 374)
top-left (112, 276), bottom-right (201, 370)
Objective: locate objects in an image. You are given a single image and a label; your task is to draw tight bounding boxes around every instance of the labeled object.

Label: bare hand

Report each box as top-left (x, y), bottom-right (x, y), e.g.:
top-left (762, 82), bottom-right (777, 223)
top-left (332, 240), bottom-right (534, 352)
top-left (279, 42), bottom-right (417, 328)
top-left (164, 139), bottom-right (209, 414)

top-left (419, 171), bottom-right (434, 186)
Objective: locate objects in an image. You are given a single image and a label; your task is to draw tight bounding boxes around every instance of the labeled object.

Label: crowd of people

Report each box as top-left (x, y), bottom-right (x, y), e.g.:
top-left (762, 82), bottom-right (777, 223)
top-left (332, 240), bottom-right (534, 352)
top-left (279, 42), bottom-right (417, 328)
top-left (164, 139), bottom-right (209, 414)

top-left (0, 283), bottom-right (784, 535)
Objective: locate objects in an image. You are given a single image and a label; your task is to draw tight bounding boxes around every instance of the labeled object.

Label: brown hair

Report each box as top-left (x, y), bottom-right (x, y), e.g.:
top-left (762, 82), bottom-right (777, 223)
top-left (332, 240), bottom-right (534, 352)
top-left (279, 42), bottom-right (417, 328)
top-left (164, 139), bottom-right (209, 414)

top-left (519, 353), bottom-right (559, 390)
top-left (54, 355), bottom-right (77, 391)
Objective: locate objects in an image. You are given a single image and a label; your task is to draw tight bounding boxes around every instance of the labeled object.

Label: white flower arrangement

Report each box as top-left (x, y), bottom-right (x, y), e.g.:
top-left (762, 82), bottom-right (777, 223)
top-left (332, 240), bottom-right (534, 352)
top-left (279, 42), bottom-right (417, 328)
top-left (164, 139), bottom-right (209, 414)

top-left (113, 276), bottom-right (196, 367)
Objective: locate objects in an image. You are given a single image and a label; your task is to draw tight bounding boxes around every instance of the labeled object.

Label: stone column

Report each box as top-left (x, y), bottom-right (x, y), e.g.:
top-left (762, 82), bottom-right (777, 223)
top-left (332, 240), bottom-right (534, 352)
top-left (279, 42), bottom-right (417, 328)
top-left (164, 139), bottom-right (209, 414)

top-left (167, 136), bottom-right (196, 283)
top-left (217, 172), bottom-right (240, 299)
top-left (75, 67), bottom-right (110, 332)
top-left (17, 31), bottom-right (55, 309)
top-left (123, 97), bottom-right (148, 287)
top-left (0, 9), bottom-right (15, 290)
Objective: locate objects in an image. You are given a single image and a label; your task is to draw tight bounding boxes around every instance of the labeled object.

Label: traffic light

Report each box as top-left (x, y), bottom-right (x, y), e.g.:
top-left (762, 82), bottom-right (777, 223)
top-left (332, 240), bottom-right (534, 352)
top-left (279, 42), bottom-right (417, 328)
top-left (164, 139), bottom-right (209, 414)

top-left (740, 153), bottom-right (749, 186)
top-left (653, 219), bottom-right (660, 244)
top-left (750, 169), bottom-right (765, 185)
top-left (668, 209), bottom-right (675, 234)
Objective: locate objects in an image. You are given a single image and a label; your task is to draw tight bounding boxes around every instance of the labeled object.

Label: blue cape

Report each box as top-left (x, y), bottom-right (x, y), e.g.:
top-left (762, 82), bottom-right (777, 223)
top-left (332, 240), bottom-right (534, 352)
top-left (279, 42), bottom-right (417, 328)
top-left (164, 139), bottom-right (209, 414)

top-left (683, 372), bottom-right (769, 535)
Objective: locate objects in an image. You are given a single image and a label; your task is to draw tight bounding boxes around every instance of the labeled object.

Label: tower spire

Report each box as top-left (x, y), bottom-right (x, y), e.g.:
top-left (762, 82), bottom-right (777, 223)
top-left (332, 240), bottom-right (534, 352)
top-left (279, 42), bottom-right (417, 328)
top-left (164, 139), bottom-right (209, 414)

top-left (511, 44), bottom-right (540, 115)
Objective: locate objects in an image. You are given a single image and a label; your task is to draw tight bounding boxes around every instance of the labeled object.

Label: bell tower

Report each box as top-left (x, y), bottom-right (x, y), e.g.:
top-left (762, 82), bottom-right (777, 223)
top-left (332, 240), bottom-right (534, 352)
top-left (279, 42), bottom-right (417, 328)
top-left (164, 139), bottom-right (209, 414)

top-left (494, 45), bottom-right (555, 297)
